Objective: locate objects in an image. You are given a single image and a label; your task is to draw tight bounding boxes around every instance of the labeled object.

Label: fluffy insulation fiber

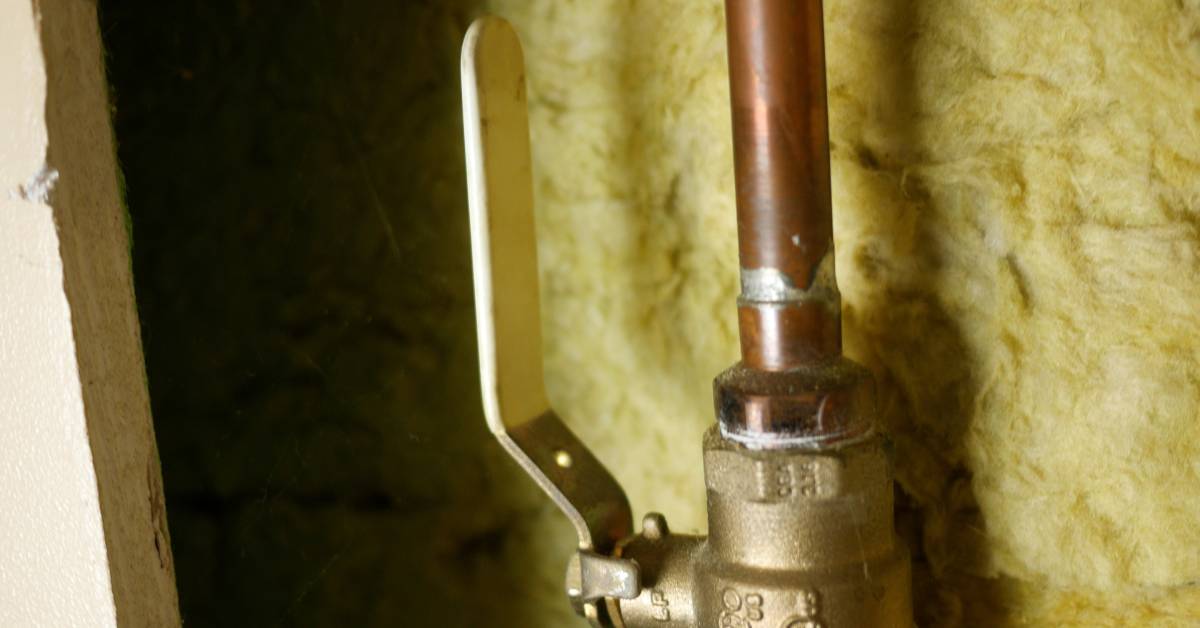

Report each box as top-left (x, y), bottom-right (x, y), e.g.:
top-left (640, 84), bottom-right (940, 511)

top-left (490, 0), bottom-right (1200, 625)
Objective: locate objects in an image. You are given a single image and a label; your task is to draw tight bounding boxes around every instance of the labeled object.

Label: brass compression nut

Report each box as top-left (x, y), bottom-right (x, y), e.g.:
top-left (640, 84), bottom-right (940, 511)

top-left (714, 357), bottom-right (876, 449)
top-left (613, 428), bottom-right (912, 628)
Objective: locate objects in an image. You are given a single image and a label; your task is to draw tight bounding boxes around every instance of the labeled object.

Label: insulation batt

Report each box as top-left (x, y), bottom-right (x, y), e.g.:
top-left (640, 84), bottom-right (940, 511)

top-left (489, 0), bottom-right (1200, 625)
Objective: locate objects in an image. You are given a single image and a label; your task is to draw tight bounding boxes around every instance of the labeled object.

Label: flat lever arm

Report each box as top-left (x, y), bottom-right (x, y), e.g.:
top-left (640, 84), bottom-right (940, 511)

top-left (461, 16), bottom-right (633, 557)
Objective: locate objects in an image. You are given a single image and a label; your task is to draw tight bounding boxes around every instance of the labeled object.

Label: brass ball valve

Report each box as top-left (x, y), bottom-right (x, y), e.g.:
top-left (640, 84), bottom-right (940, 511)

top-left (461, 3), bottom-right (913, 626)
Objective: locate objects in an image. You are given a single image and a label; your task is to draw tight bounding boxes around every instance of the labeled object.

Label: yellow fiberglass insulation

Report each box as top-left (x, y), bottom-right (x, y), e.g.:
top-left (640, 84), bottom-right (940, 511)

top-left (487, 0), bottom-right (1200, 625)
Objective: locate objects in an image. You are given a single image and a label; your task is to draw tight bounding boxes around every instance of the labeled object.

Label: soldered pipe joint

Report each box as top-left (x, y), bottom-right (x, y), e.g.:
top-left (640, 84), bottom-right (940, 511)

top-left (726, 0), bottom-right (839, 371)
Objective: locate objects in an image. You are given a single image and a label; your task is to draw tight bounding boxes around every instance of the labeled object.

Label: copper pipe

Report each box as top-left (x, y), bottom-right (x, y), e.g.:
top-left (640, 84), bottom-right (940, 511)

top-left (725, 0), bottom-right (840, 371)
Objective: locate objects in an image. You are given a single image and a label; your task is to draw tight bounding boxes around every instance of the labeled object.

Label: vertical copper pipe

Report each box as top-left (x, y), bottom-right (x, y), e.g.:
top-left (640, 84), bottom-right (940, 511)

top-left (725, 0), bottom-right (840, 371)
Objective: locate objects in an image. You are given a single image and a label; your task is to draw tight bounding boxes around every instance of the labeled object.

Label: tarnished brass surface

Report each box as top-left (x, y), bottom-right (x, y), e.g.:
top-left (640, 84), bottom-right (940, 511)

top-left (713, 358), bottom-right (875, 449)
top-left (615, 429), bottom-right (912, 628)
top-left (611, 524), bottom-right (702, 628)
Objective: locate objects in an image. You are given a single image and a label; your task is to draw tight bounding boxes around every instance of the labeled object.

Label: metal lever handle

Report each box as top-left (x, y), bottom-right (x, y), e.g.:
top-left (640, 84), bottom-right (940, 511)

top-left (461, 17), bottom-right (636, 621)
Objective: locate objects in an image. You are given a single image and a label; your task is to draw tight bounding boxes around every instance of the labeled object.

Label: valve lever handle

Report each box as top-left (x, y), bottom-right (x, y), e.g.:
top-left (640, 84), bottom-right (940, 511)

top-left (461, 17), bottom-right (633, 558)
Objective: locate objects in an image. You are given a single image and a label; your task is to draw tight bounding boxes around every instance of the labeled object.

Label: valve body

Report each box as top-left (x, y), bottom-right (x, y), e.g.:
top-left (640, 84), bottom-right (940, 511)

top-left (613, 430), bottom-right (911, 628)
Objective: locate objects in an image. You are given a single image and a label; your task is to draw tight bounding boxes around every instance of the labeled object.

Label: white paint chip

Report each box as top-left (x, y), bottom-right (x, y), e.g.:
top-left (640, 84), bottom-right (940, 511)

top-left (11, 165), bottom-right (59, 203)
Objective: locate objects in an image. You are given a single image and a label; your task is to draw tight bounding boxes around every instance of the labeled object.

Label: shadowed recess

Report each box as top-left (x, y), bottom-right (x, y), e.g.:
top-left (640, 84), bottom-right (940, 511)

top-left (100, 1), bottom-right (579, 626)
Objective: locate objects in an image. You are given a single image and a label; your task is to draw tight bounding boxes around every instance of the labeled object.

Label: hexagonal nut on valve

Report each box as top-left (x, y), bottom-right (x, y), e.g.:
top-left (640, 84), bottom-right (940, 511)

top-left (713, 356), bottom-right (876, 449)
